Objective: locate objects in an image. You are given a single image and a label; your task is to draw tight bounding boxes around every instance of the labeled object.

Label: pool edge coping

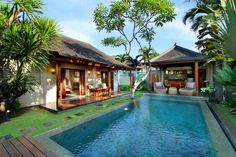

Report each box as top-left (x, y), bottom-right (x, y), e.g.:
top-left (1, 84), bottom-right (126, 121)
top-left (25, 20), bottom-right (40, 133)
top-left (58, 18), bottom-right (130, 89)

top-left (199, 99), bottom-right (236, 157)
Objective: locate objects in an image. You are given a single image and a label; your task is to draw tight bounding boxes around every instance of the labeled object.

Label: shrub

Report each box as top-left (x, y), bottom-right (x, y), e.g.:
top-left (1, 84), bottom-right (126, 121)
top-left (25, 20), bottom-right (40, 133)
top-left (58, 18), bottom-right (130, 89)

top-left (119, 84), bottom-right (130, 91)
top-left (7, 100), bottom-right (21, 115)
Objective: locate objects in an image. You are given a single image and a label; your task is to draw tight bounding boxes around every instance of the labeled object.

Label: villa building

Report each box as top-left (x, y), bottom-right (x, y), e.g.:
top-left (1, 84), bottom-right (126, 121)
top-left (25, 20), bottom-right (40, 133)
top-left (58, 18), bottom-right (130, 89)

top-left (148, 44), bottom-right (214, 93)
top-left (19, 36), bottom-right (130, 111)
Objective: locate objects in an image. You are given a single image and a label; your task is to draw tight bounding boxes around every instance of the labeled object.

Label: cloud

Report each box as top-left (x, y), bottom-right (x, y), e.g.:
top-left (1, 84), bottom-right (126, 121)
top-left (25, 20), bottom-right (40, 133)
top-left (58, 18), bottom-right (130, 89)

top-left (160, 7), bottom-right (198, 44)
top-left (59, 20), bottom-right (97, 44)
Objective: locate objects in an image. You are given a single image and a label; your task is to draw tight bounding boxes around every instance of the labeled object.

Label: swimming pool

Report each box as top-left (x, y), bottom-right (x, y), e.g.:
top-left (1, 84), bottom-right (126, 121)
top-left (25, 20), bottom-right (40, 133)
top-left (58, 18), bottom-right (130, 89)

top-left (49, 95), bottom-right (218, 157)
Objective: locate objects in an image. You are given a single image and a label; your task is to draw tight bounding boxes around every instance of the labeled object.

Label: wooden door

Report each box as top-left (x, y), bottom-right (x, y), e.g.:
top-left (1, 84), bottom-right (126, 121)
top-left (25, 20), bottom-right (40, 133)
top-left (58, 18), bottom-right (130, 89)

top-left (101, 71), bottom-right (108, 84)
top-left (199, 70), bottom-right (206, 88)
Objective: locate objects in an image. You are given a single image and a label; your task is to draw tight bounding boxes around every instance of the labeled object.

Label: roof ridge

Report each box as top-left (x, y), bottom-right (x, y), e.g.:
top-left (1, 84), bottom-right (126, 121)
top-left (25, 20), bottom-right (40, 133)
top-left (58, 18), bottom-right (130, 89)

top-left (175, 44), bottom-right (201, 57)
top-left (150, 45), bottom-right (175, 62)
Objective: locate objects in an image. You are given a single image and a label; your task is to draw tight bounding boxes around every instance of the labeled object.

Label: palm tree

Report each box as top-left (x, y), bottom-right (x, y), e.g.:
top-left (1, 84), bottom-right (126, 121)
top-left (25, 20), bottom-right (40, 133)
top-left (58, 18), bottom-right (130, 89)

top-left (138, 46), bottom-right (159, 62)
top-left (183, 0), bottom-right (224, 58)
top-left (0, 0), bottom-right (59, 119)
top-left (217, 0), bottom-right (236, 59)
top-left (3, 0), bottom-right (43, 25)
top-left (114, 54), bottom-right (128, 63)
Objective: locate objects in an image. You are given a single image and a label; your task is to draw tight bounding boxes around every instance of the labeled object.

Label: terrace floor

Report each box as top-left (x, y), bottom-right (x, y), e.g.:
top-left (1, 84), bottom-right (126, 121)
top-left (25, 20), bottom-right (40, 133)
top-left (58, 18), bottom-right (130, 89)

top-left (60, 92), bottom-right (128, 110)
top-left (0, 135), bottom-right (57, 157)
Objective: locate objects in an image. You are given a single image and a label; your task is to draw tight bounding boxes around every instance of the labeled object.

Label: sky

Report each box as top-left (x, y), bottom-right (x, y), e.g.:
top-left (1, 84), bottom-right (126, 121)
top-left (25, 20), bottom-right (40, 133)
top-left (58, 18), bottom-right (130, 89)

top-left (42, 0), bottom-right (198, 57)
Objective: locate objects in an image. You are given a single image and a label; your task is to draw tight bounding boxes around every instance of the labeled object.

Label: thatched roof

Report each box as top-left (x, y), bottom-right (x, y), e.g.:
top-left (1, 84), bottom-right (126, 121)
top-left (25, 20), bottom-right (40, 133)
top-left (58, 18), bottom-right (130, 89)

top-left (151, 44), bottom-right (205, 65)
top-left (52, 35), bottom-right (129, 69)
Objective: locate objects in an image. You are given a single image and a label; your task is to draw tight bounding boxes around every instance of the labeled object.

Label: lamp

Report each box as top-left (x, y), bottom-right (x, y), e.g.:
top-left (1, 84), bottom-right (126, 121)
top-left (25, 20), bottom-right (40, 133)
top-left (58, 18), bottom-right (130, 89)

top-left (48, 66), bottom-right (56, 74)
top-left (97, 71), bottom-right (100, 75)
top-left (51, 68), bottom-right (56, 74)
top-left (88, 70), bottom-right (91, 75)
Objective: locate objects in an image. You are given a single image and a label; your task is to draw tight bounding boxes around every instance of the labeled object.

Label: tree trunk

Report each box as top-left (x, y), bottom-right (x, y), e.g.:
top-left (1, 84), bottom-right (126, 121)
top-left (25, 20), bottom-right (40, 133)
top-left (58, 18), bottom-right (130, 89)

top-left (131, 66), bottom-right (151, 98)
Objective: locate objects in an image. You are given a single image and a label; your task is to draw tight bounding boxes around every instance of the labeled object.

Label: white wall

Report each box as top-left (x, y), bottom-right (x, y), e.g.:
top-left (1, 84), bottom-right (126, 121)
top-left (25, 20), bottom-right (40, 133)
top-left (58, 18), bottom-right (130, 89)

top-left (18, 69), bottom-right (43, 107)
top-left (113, 70), bottom-right (118, 93)
top-left (40, 70), bottom-right (57, 110)
top-left (18, 68), bottom-right (57, 111)
top-left (206, 63), bottom-right (214, 86)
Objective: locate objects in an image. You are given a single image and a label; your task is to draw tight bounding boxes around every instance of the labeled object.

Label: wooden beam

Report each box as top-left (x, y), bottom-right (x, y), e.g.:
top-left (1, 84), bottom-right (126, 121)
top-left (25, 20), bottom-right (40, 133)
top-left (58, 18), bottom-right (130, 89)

top-left (107, 71), bottom-right (111, 90)
top-left (129, 70), bottom-right (133, 91)
top-left (195, 61), bottom-right (199, 92)
top-left (56, 63), bottom-right (61, 109)
top-left (149, 69), bottom-right (152, 91)
top-left (156, 66), bottom-right (159, 82)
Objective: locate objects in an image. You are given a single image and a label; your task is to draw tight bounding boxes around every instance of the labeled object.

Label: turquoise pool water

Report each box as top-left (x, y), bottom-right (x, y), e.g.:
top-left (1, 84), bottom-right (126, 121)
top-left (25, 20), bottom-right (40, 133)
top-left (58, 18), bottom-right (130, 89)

top-left (51, 96), bottom-right (216, 157)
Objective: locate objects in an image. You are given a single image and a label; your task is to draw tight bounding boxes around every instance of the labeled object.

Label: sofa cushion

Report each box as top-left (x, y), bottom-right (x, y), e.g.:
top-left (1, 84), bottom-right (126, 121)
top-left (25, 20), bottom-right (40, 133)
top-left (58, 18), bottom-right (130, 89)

top-left (186, 82), bottom-right (195, 89)
top-left (155, 82), bottom-right (163, 89)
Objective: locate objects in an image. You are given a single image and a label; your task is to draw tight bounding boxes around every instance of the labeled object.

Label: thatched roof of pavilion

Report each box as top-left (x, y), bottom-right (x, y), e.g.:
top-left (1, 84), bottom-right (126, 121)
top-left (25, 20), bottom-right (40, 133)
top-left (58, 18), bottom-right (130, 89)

top-left (52, 35), bottom-right (130, 69)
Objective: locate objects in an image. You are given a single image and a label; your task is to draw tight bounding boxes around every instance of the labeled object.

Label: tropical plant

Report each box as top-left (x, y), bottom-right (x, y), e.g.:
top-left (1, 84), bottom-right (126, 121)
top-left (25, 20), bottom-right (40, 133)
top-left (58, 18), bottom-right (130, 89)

top-left (216, 63), bottom-right (236, 87)
top-left (0, 0), bottom-right (59, 120)
top-left (215, 63), bottom-right (236, 111)
top-left (139, 47), bottom-right (159, 62)
top-left (216, 0), bottom-right (236, 59)
top-left (183, 0), bottom-right (226, 60)
top-left (114, 54), bottom-right (128, 63)
top-left (93, 0), bottom-right (175, 97)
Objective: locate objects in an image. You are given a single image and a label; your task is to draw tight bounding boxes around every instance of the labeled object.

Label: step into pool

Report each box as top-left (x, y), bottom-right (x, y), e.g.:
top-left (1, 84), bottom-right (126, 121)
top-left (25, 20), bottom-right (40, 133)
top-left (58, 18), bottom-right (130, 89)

top-left (50, 95), bottom-right (218, 157)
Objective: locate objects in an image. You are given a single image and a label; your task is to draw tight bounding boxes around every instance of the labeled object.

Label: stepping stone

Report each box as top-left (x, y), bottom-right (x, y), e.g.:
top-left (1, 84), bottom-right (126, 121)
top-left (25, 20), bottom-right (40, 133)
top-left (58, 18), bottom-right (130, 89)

top-left (21, 127), bottom-right (37, 135)
top-left (0, 135), bottom-right (13, 143)
top-left (43, 121), bottom-right (55, 127)
top-left (75, 113), bottom-right (84, 117)
top-left (85, 110), bottom-right (93, 113)
top-left (95, 106), bottom-right (102, 110)
top-left (63, 116), bottom-right (72, 121)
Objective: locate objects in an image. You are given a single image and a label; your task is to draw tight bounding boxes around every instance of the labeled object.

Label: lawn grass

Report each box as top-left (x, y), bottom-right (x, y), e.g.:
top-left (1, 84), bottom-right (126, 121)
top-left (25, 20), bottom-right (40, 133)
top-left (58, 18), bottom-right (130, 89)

top-left (0, 92), bottom-right (143, 138)
top-left (216, 103), bottom-right (236, 128)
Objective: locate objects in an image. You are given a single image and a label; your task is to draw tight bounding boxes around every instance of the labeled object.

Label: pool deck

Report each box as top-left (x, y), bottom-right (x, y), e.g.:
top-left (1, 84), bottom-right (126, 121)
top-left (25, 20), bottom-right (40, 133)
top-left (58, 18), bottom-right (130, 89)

top-left (60, 92), bottom-right (128, 110)
top-left (0, 135), bottom-right (57, 157)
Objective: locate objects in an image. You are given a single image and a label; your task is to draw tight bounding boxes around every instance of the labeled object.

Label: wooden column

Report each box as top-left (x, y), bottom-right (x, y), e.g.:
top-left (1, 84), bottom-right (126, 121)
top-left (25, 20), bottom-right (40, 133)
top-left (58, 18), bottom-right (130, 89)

top-left (129, 70), bottom-right (133, 91)
top-left (80, 71), bottom-right (85, 96)
top-left (155, 66), bottom-right (159, 82)
top-left (149, 68), bottom-right (152, 91)
top-left (107, 71), bottom-right (111, 92)
top-left (195, 61), bottom-right (199, 92)
top-left (56, 62), bottom-right (61, 109)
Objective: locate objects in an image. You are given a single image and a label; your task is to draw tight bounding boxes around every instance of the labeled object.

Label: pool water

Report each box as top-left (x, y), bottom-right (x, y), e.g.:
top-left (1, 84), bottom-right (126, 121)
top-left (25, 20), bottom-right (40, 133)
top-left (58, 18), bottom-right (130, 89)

top-left (51, 96), bottom-right (216, 157)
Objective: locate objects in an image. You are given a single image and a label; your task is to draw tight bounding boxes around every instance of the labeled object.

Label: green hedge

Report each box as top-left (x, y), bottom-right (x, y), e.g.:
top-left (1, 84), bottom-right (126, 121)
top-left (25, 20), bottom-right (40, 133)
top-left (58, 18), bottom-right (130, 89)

top-left (120, 84), bottom-right (130, 91)
top-left (119, 82), bottom-right (147, 91)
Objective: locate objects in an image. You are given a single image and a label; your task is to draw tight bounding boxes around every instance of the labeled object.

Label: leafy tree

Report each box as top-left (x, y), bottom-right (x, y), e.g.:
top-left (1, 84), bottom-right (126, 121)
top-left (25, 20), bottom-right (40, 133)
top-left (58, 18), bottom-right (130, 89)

top-left (0, 0), bottom-right (59, 120)
top-left (93, 0), bottom-right (175, 97)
